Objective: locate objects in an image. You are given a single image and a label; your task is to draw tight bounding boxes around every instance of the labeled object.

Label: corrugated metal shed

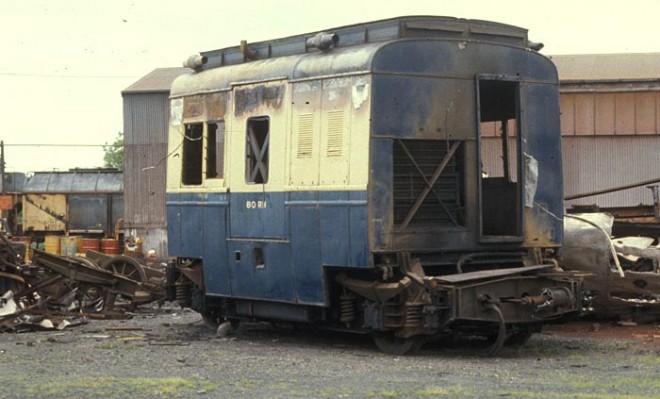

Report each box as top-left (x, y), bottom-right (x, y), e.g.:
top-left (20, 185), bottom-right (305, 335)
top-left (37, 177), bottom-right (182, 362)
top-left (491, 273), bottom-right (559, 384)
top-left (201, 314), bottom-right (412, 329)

top-left (552, 53), bottom-right (660, 83)
top-left (563, 135), bottom-right (660, 208)
top-left (23, 169), bottom-right (123, 193)
top-left (559, 91), bottom-right (660, 135)
top-left (551, 53), bottom-right (660, 208)
top-left (123, 67), bottom-right (188, 256)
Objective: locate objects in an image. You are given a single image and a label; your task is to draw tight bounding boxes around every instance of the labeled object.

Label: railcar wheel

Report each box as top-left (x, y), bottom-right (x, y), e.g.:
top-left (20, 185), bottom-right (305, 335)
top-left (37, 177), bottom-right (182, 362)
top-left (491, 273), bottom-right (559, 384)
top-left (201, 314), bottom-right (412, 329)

top-left (100, 256), bottom-right (147, 282)
top-left (373, 332), bottom-right (424, 355)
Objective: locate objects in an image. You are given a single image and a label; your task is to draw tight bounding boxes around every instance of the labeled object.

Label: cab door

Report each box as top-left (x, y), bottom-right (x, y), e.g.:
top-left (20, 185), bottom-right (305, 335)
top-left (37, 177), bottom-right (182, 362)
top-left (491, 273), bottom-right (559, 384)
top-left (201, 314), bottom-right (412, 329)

top-left (226, 81), bottom-right (294, 301)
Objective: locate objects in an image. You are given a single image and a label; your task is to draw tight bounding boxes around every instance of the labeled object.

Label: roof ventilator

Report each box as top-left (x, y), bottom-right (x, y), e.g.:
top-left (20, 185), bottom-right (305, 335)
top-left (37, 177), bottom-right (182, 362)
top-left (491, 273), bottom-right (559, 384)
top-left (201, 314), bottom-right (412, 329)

top-left (240, 40), bottom-right (257, 61)
top-left (306, 32), bottom-right (339, 51)
top-left (183, 54), bottom-right (208, 70)
top-left (527, 41), bottom-right (544, 52)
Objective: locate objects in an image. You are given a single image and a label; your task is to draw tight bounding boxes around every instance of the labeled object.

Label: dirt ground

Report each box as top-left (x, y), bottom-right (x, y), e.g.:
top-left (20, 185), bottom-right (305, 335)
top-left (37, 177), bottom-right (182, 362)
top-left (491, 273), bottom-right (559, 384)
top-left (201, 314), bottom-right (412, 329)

top-left (545, 320), bottom-right (660, 349)
top-left (1, 306), bottom-right (659, 399)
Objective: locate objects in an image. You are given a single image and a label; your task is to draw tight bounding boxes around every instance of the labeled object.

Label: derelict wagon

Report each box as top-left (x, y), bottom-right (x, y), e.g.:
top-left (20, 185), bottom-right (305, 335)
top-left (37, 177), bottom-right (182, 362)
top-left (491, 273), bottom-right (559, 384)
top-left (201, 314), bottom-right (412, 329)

top-left (165, 16), bottom-right (583, 354)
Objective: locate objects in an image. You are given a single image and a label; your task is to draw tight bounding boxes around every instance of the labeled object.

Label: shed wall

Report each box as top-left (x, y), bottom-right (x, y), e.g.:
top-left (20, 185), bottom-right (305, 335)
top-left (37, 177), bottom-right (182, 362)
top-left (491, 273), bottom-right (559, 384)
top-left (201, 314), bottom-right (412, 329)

top-left (123, 92), bottom-right (170, 255)
top-left (563, 135), bottom-right (660, 208)
top-left (559, 90), bottom-right (660, 208)
top-left (560, 91), bottom-right (660, 136)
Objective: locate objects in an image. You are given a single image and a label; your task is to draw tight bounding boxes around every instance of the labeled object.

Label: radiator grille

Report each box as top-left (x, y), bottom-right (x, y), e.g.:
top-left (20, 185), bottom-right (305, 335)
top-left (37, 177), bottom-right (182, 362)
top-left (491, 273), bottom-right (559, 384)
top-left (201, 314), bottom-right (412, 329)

top-left (393, 139), bottom-right (464, 227)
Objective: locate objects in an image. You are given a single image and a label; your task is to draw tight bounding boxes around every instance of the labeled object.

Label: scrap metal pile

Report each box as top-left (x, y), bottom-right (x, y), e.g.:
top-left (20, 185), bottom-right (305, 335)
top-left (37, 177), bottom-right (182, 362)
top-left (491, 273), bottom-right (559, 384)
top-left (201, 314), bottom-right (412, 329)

top-left (563, 213), bottom-right (660, 320)
top-left (0, 232), bottom-right (165, 332)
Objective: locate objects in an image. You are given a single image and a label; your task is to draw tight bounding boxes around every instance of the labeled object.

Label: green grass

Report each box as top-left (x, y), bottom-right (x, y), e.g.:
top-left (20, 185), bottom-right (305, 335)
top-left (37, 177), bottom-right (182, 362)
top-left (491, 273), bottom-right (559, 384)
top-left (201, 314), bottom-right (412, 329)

top-left (98, 341), bottom-right (138, 350)
top-left (19, 376), bottom-right (216, 399)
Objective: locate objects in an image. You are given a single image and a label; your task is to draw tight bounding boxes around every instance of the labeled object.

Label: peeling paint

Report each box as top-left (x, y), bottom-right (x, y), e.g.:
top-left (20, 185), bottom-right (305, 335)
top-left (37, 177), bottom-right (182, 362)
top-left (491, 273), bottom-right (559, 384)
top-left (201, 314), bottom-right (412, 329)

top-left (293, 82), bottom-right (320, 93)
top-left (235, 84), bottom-right (284, 116)
top-left (524, 153), bottom-right (538, 208)
top-left (170, 98), bottom-right (183, 126)
top-left (352, 83), bottom-right (369, 109)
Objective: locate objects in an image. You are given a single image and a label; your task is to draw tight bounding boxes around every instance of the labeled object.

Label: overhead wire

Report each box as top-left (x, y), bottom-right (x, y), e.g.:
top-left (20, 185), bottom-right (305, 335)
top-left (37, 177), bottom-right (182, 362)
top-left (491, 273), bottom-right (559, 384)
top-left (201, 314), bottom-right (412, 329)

top-left (0, 72), bottom-right (140, 79)
top-left (3, 143), bottom-right (122, 147)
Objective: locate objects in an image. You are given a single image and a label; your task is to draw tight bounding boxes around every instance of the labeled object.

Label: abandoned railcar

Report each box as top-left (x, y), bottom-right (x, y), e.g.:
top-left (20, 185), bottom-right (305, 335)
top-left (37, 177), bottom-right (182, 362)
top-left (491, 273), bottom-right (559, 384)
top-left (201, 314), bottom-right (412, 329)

top-left (166, 16), bottom-right (583, 354)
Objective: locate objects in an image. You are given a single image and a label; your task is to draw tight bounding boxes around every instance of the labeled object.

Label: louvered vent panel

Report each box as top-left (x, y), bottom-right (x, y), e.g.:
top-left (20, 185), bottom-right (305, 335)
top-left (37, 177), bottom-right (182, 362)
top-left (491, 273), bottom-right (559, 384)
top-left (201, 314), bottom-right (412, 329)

top-left (325, 111), bottom-right (344, 157)
top-left (297, 114), bottom-right (314, 158)
top-left (392, 140), bottom-right (464, 228)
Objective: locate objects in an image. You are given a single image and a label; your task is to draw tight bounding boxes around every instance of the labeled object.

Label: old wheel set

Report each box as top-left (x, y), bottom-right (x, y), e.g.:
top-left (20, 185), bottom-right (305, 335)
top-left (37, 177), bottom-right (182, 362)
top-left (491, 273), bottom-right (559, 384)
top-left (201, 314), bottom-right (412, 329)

top-left (24, 250), bottom-right (164, 314)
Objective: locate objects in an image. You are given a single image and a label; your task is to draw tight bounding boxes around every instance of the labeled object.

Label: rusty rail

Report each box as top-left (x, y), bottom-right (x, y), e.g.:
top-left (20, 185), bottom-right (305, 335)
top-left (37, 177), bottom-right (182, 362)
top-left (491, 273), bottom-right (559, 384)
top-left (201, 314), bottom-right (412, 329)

top-left (565, 177), bottom-right (660, 200)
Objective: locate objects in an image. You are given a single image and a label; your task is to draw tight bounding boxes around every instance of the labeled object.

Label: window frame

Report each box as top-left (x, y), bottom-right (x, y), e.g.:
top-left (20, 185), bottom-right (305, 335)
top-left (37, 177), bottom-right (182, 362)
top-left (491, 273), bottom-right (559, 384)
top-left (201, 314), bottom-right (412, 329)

top-left (205, 120), bottom-right (225, 180)
top-left (181, 122), bottom-right (204, 186)
top-left (245, 116), bottom-right (270, 185)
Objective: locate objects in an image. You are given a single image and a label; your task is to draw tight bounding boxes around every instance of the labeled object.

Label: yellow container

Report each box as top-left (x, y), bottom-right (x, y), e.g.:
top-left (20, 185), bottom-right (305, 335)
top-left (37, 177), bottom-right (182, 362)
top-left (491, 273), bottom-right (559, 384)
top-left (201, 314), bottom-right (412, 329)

top-left (44, 235), bottom-right (61, 255)
top-left (75, 236), bottom-right (83, 254)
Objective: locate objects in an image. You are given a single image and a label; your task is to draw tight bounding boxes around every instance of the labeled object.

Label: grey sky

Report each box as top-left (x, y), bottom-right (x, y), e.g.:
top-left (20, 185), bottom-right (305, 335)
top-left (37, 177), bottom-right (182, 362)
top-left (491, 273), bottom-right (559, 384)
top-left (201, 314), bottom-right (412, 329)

top-left (1, 0), bottom-right (659, 172)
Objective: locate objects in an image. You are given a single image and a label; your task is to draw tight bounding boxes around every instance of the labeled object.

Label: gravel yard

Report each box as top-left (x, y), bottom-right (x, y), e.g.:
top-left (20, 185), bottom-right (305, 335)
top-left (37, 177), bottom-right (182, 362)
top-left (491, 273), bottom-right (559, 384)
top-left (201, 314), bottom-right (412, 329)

top-left (1, 306), bottom-right (659, 399)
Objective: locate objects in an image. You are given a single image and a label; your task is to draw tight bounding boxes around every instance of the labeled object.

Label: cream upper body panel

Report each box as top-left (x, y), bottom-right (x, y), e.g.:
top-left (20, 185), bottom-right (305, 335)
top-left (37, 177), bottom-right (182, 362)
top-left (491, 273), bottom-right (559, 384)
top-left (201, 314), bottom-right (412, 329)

top-left (167, 45), bottom-right (377, 195)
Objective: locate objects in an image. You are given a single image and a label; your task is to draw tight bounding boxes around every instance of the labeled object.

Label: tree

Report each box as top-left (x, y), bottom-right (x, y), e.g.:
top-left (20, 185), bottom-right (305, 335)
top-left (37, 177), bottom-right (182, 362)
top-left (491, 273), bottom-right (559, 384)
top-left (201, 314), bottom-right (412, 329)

top-left (103, 132), bottom-right (124, 170)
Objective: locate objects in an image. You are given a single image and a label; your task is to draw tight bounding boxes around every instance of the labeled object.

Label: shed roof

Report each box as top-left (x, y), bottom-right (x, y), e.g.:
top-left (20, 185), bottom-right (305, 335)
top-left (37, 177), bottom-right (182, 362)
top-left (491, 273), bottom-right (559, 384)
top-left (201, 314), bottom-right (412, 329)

top-left (122, 67), bottom-right (189, 94)
top-left (551, 53), bottom-right (660, 82)
top-left (23, 169), bottom-right (123, 193)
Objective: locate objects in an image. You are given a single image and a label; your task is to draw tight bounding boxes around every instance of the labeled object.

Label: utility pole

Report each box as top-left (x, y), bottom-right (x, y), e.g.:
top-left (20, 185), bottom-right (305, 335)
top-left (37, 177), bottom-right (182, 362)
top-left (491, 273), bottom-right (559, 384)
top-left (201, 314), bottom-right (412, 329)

top-left (1, 140), bottom-right (5, 195)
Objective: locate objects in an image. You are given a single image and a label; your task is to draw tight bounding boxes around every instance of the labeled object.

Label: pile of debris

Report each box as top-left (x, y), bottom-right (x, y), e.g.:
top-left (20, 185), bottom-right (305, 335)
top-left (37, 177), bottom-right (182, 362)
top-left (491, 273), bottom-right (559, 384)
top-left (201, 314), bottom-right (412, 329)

top-left (0, 232), bottom-right (165, 332)
top-left (563, 213), bottom-right (660, 321)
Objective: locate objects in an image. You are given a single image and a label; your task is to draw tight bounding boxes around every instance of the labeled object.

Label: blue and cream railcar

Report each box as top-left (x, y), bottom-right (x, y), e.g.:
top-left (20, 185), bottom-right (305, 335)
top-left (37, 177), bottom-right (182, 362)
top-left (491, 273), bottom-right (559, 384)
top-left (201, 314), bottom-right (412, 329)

top-left (166, 16), bottom-right (582, 354)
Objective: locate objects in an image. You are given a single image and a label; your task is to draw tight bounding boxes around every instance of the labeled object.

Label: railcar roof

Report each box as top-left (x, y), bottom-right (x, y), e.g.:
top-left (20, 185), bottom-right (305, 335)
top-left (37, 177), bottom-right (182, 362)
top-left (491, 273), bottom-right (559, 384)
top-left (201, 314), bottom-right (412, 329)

top-left (197, 15), bottom-right (530, 72)
top-left (171, 16), bottom-right (538, 97)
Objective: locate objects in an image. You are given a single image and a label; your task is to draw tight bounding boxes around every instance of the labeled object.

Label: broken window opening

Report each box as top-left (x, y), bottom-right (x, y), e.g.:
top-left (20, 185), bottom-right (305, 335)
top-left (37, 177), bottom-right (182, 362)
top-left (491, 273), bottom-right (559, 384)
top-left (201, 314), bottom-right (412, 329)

top-left (245, 117), bottom-right (270, 184)
top-left (478, 78), bottom-right (522, 237)
top-left (206, 120), bottom-right (225, 179)
top-left (182, 123), bottom-right (203, 185)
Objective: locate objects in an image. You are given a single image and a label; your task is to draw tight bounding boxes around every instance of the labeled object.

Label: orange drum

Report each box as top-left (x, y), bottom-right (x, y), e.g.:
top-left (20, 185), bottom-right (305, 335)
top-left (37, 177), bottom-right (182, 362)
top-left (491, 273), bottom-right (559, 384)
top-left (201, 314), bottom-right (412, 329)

top-left (81, 238), bottom-right (101, 253)
top-left (101, 238), bottom-right (120, 255)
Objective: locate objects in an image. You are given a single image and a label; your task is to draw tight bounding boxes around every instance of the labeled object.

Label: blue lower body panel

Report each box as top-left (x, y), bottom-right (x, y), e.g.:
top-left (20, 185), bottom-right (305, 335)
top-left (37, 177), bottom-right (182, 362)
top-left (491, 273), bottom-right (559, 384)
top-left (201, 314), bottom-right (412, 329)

top-left (167, 193), bottom-right (231, 295)
top-left (166, 190), bottom-right (369, 306)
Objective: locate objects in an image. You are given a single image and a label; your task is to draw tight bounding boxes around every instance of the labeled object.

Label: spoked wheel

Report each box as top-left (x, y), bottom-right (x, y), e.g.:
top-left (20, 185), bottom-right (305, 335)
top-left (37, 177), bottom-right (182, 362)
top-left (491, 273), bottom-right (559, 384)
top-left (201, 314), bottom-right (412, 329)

top-left (100, 256), bottom-right (147, 282)
top-left (100, 256), bottom-right (147, 311)
top-left (373, 332), bottom-right (425, 356)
